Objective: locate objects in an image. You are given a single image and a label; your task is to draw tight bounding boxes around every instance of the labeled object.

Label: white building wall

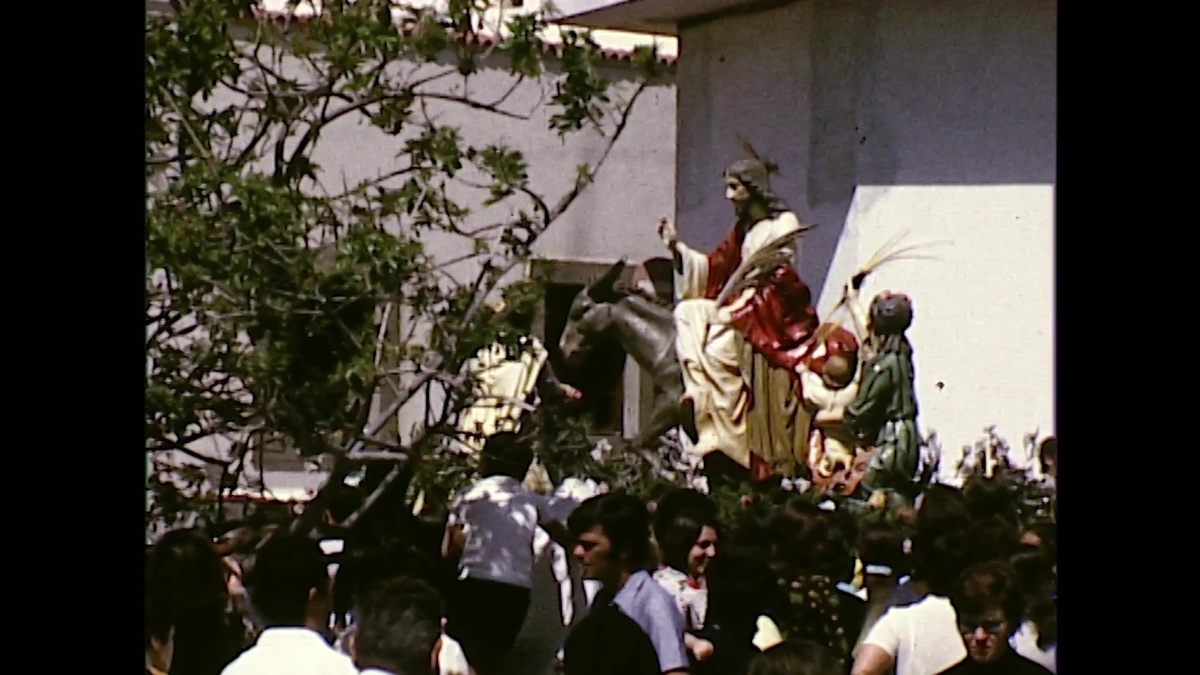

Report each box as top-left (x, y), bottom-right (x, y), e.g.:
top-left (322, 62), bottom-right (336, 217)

top-left (675, 0), bottom-right (1055, 471)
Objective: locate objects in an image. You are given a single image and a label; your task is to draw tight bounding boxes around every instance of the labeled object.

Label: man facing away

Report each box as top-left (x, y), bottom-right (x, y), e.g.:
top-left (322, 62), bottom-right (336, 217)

top-left (221, 534), bottom-right (358, 675)
top-left (347, 576), bottom-right (445, 675)
top-left (568, 492), bottom-right (690, 675)
top-left (441, 431), bottom-right (577, 675)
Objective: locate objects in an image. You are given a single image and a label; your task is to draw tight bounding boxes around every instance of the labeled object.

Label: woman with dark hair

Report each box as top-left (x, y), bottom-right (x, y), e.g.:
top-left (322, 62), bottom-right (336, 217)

top-left (1005, 548), bottom-right (1057, 672)
top-left (704, 500), bottom-right (779, 663)
top-left (842, 286), bottom-right (924, 509)
top-left (887, 483), bottom-right (970, 609)
top-left (765, 500), bottom-right (867, 671)
top-left (146, 528), bottom-right (244, 675)
top-left (938, 562), bottom-right (1052, 674)
top-left (652, 501), bottom-right (725, 669)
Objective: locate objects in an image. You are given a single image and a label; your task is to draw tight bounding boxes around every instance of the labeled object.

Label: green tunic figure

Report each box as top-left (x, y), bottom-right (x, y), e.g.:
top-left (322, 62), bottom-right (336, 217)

top-left (843, 291), bottom-right (923, 507)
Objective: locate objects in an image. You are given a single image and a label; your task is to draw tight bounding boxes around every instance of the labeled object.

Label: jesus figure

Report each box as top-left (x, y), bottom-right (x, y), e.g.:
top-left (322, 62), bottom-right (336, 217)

top-left (657, 153), bottom-right (858, 480)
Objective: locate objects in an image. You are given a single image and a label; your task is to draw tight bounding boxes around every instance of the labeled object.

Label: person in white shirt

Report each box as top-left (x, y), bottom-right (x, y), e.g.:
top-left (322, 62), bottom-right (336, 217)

top-left (441, 431), bottom-right (576, 675)
top-left (346, 576), bottom-right (444, 675)
top-left (220, 534), bottom-right (358, 675)
top-left (851, 530), bottom-right (971, 675)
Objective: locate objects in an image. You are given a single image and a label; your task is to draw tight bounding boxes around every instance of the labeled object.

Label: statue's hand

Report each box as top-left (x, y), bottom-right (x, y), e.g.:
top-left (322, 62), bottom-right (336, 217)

top-left (657, 216), bottom-right (678, 250)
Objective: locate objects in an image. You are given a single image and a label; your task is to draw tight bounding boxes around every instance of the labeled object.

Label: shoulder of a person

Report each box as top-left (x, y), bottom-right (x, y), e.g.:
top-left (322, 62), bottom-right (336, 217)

top-left (770, 210), bottom-right (801, 229)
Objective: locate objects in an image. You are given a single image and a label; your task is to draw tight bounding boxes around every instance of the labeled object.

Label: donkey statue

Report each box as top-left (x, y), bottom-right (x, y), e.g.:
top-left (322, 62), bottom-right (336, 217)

top-left (557, 259), bottom-right (687, 451)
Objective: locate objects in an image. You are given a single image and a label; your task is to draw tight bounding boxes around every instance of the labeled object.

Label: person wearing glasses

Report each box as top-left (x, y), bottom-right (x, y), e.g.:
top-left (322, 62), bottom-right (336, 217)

top-left (937, 562), bottom-right (1052, 674)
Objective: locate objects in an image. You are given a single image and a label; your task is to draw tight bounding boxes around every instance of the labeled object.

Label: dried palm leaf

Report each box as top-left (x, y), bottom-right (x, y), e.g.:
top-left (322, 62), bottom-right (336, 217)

top-left (713, 229), bottom-right (799, 306)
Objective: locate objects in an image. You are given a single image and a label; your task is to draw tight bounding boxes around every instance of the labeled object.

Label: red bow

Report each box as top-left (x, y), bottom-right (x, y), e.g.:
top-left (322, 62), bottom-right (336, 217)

top-left (685, 578), bottom-right (703, 589)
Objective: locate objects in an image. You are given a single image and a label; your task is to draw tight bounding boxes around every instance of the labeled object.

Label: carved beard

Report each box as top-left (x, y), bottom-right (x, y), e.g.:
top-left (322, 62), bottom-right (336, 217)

top-left (734, 195), bottom-right (765, 228)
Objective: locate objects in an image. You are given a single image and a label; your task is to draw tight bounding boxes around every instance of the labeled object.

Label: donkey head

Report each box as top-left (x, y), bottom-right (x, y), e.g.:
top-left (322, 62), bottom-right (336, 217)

top-left (558, 259), bottom-right (627, 365)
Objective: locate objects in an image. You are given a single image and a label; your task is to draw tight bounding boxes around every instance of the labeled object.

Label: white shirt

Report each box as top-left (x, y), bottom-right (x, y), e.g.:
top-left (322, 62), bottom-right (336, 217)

top-left (1010, 620), bottom-right (1056, 673)
top-left (861, 595), bottom-right (966, 675)
top-left (437, 633), bottom-right (471, 675)
top-left (448, 474), bottom-right (576, 588)
top-left (220, 627), bottom-right (358, 675)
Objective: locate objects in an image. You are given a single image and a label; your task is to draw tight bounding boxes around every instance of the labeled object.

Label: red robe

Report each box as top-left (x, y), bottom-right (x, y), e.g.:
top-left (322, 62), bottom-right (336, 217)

top-left (702, 218), bottom-right (859, 479)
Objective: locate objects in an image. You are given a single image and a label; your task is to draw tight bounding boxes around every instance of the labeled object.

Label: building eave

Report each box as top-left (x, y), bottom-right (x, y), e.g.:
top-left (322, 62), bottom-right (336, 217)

top-left (549, 0), bottom-right (796, 36)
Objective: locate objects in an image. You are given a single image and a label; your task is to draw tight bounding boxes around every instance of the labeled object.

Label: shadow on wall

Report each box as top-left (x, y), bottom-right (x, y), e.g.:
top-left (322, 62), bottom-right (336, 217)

top-left (677, 0), bottom-right (1057, 298)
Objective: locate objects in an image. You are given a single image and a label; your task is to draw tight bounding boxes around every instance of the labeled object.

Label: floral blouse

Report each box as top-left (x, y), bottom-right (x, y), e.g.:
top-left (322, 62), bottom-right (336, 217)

top-left (775, 574), bottom-right (863, 669)
top-left (652, 566), bottom-right (708, 631)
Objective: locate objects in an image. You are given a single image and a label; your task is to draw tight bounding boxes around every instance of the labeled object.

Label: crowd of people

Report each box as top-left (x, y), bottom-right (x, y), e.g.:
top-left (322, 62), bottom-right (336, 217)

top-left (145, 432), bottom-right (1058, 675)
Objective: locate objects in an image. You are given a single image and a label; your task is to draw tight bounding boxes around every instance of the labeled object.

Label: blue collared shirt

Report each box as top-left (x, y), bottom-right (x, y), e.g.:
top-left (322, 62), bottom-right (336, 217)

top-left (612, 569), bottom-right (690, 673)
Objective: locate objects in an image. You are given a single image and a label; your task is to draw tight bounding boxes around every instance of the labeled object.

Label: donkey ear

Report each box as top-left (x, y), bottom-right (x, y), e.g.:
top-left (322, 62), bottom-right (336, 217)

top-left (587, 258), bottom-right (628, 300)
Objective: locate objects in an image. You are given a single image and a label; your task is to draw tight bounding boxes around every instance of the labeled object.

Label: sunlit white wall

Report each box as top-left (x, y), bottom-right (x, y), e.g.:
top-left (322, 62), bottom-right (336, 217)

top-left (674, 0), bottom-right (1056, 471)
top-left (820, 186), bottom-right (1054, 479)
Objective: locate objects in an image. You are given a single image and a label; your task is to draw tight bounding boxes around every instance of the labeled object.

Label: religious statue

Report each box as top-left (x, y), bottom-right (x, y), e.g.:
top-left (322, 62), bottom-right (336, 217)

top-left (657, 145), bottom-right (858, 480)
top-left (794, 352), bottom-right (873, 496)
top-left (840, 282), bottom-right (924, 506)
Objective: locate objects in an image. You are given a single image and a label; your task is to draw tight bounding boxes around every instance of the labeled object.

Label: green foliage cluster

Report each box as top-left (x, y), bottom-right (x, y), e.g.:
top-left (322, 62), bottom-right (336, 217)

top-left (145, 0), bottom-right (665, 532)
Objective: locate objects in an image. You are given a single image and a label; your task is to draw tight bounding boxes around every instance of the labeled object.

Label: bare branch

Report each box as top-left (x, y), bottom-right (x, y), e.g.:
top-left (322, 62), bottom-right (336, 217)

top-left (416, 92), bottom-right (532, 120)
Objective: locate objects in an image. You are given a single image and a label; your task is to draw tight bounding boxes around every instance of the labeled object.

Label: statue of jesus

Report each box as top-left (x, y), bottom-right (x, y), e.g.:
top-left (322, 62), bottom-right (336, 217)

top-left (657, 153), bottom-right (858, 479)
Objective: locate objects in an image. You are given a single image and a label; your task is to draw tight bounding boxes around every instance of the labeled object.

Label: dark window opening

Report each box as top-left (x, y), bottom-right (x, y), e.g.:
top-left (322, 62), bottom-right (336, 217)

top-left (543, 281), bottom-right (625, 434)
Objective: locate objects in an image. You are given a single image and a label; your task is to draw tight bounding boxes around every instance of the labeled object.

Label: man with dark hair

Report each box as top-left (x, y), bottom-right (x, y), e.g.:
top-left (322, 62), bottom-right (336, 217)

top-left (441, 431), bottom-right (577, 675)
top-left (851, 530), bottom-right (972, 675)
top-left (569, 492), bottom-right (689, 674)
top-left (221, 534), bottom-right (357, 675)
top-left (938, 562), bottom-right (1052, 674)
top-left (349, 577), bottom-right (444, 675)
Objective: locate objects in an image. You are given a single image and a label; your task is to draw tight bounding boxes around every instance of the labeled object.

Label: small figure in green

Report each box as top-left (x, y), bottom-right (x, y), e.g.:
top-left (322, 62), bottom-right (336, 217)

top-left (842, 286), bottom-right (925, 509)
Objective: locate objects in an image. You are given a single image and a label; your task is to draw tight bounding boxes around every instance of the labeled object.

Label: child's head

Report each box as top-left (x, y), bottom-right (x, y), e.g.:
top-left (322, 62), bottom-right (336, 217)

top-left (820, 354), bottom-right (856, 389)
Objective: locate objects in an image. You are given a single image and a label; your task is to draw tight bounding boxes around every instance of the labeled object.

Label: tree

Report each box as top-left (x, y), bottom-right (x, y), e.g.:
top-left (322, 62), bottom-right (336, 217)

top-left (145, 0), bottom-right (669, 537)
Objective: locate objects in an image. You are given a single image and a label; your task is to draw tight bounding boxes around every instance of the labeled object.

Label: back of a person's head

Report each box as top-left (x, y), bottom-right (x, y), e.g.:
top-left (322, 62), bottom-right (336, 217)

top-left (480, 431), bottom-right (534, 479)
top-left (146, 528), bottom-right (238, 675)
top-left (568, 492), bottom-right (651, 568)
top-left (768, 501), bottom-right (840, 576)
top-left (748, 639), bottom-right (842, 675)
top-left (353, 576), bottom-right (443, 675)
top-left (948, 561), bottom-right (1026, 636)
top-left (911, 529), bottom-right (971, 596)
top-left (916, 484), bottom-right (971, 538)
top-left (563, 603), bottom-right (661, 675)
top-left (859, 521), bottom-right (909, 579)
top-left (1038, 437), bottom-right (1057, 469)
top-left (146, 528), bottom-right (228, 615)
top-left (963, 476), bottom-right (1019, 528)
top-left (245, 533), bottom-right (329, 626)
top-left (966, 515), bottom-right (1021, 565)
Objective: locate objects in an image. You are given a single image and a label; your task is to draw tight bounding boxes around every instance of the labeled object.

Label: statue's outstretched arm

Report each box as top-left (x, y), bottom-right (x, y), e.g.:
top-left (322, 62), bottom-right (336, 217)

top-left (536, 361), bottom-right (581, 401)
top-left (843, 285), bottom-right (875, 359)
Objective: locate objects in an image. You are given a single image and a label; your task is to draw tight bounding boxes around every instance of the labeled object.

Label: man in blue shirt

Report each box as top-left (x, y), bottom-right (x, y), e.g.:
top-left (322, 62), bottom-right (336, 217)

top-left (568, 493), bottom-right (690, 675)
